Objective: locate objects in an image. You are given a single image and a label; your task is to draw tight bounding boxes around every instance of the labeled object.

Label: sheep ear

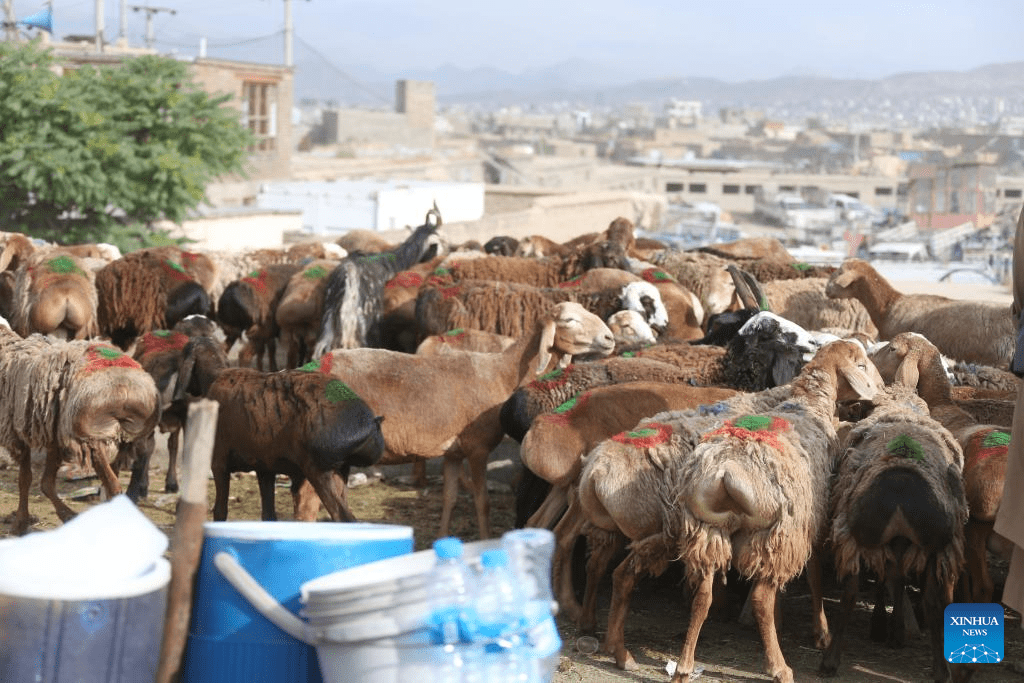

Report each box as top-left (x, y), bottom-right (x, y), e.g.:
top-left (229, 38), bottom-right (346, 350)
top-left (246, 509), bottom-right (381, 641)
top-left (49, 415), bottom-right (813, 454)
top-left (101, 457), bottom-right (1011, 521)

top-left (172, 344), bottom-right (197, 402)
top-left (831, 269), bottom-right (857, 288)
top-left (894, 356), bottom-right (921, 390)
top-left (535, 317), bottom-right (557, 375)
top-left (839, 364), bottom-right (878, 401)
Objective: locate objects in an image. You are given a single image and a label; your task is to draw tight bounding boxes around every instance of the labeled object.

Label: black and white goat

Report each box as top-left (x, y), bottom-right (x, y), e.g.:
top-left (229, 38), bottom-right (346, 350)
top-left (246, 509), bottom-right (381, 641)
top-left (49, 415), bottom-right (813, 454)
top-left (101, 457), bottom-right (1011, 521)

top-left (313, 205), bottom-right (443, 356)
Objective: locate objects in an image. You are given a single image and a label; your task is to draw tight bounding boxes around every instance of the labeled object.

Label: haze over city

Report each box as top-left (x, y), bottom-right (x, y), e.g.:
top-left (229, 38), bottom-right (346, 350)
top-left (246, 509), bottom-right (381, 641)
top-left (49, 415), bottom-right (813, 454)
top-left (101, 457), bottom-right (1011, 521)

top-left (14, 0), bottom-right (1023, 85)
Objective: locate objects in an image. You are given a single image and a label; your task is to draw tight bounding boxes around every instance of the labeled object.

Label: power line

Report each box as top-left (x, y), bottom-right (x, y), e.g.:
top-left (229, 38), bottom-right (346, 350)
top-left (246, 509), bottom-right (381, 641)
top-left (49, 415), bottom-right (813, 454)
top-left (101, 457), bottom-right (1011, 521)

top-left (294, 32), bottom-right (390, 105)
top-left (154, 29), bottom-right (280, 49)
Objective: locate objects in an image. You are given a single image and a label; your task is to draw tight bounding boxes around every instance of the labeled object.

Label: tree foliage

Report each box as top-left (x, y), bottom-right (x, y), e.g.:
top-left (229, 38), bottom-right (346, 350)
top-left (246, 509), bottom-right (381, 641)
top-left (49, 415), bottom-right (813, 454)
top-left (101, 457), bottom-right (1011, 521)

top-left (0, 39), bottom-right (253, 245)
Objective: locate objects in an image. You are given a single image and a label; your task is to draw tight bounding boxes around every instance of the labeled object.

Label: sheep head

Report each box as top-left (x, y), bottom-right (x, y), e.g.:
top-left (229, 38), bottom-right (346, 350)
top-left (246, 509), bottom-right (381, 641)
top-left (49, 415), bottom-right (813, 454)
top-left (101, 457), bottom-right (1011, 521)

top-left (869, 332), bottom-right (952, 402)
top-left (825, 258), bottom-right (872, 299)
top-left (812, 339), bottom-right (885, 402)
top-left (620, 281), bottom-right (668, 332)
top-left (536, 302), bottom-right (615, 375)
top-left (607, 309), bottom-right (657, 347)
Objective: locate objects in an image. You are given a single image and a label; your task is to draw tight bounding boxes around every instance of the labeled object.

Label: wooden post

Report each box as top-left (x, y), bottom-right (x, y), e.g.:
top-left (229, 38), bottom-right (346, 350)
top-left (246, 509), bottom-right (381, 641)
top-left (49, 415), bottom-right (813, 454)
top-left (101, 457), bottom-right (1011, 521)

top-left (155, 399), bottom-right (219, 683)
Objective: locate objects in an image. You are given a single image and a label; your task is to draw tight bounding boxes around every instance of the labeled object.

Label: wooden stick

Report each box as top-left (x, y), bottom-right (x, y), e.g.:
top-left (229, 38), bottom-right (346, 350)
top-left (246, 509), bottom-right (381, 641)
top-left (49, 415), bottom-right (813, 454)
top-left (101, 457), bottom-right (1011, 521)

top-left (155, 399), bottom-right (219, 683)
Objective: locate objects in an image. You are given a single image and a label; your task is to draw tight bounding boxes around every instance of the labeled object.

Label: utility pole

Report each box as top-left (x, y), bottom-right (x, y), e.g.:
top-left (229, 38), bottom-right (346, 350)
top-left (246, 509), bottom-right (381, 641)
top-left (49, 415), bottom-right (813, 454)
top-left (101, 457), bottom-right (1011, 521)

top-left (95, 0), bottom-right (104, 51)
top-left (129, 4), bottom-right (176, 49)
top-left (120, 0), bottom-right (127, 40)
top-left (283, 0), bottom-right (292, 67)
top-left (3, 0), bottom-right (17, 43)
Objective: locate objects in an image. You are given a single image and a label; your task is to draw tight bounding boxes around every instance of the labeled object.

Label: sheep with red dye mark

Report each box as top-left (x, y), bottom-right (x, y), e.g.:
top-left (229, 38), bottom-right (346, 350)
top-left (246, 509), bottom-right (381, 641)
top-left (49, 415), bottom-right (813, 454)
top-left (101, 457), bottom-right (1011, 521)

top-left (218, 262), bottom-right (302, 371)
top-left (0, 327), bottom-right (161, 535)
top-left (9, 250), bottom-right (98, 340)
top-left (173, 335), bottom-right (385, 522)
top-left (579, 340), bottom-right (883, 682)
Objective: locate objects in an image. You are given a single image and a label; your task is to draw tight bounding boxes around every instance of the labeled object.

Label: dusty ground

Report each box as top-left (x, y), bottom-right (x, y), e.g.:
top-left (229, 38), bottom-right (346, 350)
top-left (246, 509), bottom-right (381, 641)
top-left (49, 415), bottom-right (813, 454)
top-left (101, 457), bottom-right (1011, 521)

top-left (3, 434), bottom-right (1024, 683)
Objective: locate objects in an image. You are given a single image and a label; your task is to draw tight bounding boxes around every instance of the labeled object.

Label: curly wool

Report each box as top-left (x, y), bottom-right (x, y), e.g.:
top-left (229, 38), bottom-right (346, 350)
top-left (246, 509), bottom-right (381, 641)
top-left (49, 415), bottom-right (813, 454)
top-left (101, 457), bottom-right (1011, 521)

top-left (828, 388), bottom-right (967, 587)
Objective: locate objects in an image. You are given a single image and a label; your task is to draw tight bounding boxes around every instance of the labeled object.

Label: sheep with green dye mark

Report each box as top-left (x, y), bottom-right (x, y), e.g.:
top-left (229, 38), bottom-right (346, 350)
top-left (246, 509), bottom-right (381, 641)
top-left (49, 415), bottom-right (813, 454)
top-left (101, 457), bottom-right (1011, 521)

top-left (9, 249), bottom-right (98, 340)
top-left (578, 340), bottom-right (884, 683)
top-left (274, 258), bottom-right (342, 368)
top-left (173, 336), bottom-right (384, 523)
top-left (820, 382), bottom-right (967, 683)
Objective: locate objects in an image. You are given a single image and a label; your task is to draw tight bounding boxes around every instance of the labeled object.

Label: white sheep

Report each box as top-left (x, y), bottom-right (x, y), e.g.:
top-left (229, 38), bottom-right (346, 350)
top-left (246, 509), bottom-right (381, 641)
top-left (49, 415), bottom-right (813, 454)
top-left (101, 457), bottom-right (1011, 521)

top-left (577, 340), bottom-right (884, 682)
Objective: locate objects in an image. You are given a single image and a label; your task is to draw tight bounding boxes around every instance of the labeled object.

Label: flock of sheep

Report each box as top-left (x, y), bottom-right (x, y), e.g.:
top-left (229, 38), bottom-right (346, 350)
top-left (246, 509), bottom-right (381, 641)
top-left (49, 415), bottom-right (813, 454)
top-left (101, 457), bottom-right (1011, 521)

top-left (0, 208), bottom-right (1019, 683)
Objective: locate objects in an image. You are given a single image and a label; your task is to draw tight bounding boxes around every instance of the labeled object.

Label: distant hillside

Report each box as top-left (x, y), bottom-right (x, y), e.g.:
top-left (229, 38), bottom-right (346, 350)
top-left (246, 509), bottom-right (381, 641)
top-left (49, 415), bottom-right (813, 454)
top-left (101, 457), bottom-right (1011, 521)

top-left (292, 58), bottom-right (1024, 118)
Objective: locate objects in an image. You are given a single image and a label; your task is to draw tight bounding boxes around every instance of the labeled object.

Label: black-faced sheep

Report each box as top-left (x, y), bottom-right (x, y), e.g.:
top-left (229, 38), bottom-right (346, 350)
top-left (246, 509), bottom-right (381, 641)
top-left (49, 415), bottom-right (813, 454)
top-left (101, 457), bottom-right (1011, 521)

top-left (9, 250), bottom-right (99, 340)
top-left (96, 250), bottom-right (213, 350)
top-left (307, 302), bottom-right (616, 539)
top-left (819, 385), bottom-right (967, 683)
top-left (578, 340), bottom-right (884, 682)
top-left (483, 235), bottom-right (519, 256)
top-left (314, 206), bottom-right (442, 355)
top-left (173, 335), bottom-right (385, 522)
top-left (217, 263), bottom-right (302, 371)
top-left (1, 328), bottom-right (161, 535)
top-left (826, 258), bottom-right (1013, 367)
top-left (870, 332), bottom-right (1011, 606)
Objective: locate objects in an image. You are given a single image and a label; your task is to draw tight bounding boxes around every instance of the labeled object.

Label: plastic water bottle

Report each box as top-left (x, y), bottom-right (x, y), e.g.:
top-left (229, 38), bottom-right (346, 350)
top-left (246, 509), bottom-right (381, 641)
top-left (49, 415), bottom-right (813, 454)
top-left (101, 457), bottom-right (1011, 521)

top-left (474, 548), bottom-right (526, 682)
top-left (428, 537), bottom-right (476, 683)
top-left (502, 530), bottom-right (562, 682)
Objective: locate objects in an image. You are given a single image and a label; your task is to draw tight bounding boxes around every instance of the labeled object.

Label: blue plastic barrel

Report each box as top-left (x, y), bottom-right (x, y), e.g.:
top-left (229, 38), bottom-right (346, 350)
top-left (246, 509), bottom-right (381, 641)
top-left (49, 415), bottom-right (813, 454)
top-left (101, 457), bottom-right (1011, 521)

top-left (182, 521), bottom-right (414, 683)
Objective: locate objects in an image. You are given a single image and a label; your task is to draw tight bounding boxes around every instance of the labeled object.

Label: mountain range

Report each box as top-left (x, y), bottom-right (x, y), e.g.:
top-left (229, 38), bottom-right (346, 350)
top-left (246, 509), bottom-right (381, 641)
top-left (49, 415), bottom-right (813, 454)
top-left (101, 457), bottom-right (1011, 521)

top-left (289, 56), bottom-right (1024, 116)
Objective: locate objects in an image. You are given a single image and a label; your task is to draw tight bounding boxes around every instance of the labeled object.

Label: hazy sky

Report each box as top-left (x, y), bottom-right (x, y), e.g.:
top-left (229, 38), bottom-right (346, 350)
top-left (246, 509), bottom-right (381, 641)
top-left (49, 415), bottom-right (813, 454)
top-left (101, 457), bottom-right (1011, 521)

top-left (12, 0), bottom-right (1023, 82)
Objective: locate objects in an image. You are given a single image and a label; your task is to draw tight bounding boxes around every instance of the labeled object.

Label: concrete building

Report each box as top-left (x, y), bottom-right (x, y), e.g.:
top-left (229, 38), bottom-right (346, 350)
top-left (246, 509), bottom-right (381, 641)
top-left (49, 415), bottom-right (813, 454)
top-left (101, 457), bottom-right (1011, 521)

top-left (311, 80), bottom-right (435, 150)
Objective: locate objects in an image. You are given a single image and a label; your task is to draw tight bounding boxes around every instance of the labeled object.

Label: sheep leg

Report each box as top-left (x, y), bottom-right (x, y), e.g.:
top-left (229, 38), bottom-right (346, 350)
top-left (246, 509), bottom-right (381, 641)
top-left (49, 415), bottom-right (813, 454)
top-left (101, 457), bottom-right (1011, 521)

top-left (268, 337), bottom-right (279, 372)
top-left (411, 460), bottom-right (427, 488)
top-left (579, 527), bottom-right (624, 634)
top-left (924, 562), bottom-right (955, 683)
top-left (965, 519), bottom-right (994, 603)
top-left (212, 464), bottom-right (231, 521)
top-left (669, 571), bottom-right (714, 683)
top-left (461, 451), bottom-right (492, 540)
top-left (819, 572), bottom-right (859, 677)
top-left (41, 447), bottom-right (77, 522)
top-left (257, 471), bottom-right (278, 521)
top-left (438, 456), bottom-right (462, 539)
top-left (750, 580), bottom-right (793, 683)
top-left (869, 577), bottom-right (890, 642)
top-left (12, 445), bottom-right (33, 536)
top-left (887, 574), bottom-right (907, 648)
top-left (603, 548), bottom-right (643, 671)
top-left (165, 427), bottom-right (180, 494)
top-left (91, 448), bottom-right (123, 500)
top-left (807, 548), bottom-right (831, 649)
top-left (124, 439), bottom-right (151, 501)
top-left (306, 469), bottom-right (357, 522)
top-left (551, 494), bottom-right (587, 622)
top-left (291, 477), bottom-right (322, 521)
top-left (526, 485), bottom-right (568, 529)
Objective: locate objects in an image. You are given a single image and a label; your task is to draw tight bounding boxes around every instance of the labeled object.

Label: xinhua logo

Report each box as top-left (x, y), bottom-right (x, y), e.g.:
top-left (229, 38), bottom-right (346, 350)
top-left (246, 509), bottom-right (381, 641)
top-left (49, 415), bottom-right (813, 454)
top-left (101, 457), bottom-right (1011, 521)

top-left (944, 603), bottom-right (1004, 664)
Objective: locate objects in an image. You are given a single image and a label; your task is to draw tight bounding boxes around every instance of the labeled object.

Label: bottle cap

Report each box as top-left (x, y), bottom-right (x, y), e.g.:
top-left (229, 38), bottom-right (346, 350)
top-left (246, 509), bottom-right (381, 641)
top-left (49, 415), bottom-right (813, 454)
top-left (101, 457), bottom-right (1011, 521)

top-left (433, 537), bottom-right (464, 560)
top-left (480, 548), bottom-right (509, 569)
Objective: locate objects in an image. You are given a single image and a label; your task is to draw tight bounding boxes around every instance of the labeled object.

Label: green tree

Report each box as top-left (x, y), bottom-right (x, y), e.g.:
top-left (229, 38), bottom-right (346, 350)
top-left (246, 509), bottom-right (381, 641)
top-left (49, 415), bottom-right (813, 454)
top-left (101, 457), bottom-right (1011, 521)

top-left (0, 39), bottom-right (253, 246)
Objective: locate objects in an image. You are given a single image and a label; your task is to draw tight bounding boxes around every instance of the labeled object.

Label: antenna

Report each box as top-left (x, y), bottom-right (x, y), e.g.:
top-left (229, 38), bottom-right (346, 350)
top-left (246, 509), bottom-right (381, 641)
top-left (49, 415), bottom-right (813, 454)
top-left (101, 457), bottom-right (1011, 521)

top-left (128, 4), bottom-right (176, 49)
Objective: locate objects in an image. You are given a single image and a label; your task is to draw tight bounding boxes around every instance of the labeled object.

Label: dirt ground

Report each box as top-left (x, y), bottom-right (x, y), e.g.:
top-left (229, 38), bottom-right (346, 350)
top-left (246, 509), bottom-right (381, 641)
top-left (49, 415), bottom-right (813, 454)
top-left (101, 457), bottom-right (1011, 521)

top-left (3, 433), bottom-right (1024, 683)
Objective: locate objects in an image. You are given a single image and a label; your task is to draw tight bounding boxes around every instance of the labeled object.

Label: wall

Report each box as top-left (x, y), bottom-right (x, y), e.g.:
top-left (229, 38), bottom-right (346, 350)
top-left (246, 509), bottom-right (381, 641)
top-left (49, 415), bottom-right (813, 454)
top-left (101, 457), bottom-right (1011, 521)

top-left (156, 210), bottom-right (299, 251)
top-left (321, 109), bottom-right (433, 149)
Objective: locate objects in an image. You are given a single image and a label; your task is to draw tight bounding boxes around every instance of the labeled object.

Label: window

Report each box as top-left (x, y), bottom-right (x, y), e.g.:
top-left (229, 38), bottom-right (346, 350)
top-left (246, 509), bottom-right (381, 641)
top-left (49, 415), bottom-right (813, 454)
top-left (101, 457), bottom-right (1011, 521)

top-left (242, 81), bottom-right (278, 152)
top-left (841, 191), bottom-right (860, 199)
top-left (1005, 189), bottom-right (1023, 199)
top-left (689, 183), bottom-right (706, 193)
top-left (779, 185), bottom-right (796, 192)
top-left (723, 184), bottom-right (740, 194)
top-left (744, 185), bottom-right (760, 194)
top-left (666, 182), bottom-right (683, 192)
top-left (875, 187), bottom-right (893, 196)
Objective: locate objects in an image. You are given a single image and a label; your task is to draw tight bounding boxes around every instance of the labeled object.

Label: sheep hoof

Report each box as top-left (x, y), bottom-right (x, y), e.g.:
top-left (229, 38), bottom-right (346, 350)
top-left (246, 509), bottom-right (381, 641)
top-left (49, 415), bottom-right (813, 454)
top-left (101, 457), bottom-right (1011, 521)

top-left (615, 652), bottom-right (639, 671)
top-left (165, 481), bottom-right (179, 494)
top-left (818, 661), bottom-right (839, 678)
top-left (771, 666), bottom-right (794, 683)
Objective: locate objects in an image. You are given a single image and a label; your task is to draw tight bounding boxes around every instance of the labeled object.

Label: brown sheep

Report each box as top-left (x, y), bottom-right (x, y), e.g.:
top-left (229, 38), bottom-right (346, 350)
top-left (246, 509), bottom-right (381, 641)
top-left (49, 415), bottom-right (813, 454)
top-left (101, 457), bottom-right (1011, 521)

top-left (415, 327), bottom-right (515, 355)
top-left (9, 250), bottom-right (98, 340)
top-left (172, 335), bottom-right (385, 523)
top-left (275, 259), bottom-right (340, 368)
top-left (1, 328), bottom-right (161, 535)
top-left (826, 258), bottom-right (1013, 367)
top-left (309, 302), bottom-right (616, 539)
top-left (764, 277), bottom-right (878, 338)
top-left (869, 332), bottom-right (1011, 606)
top-left (579, 340), bottom-right (884, 681)
top-left (218, 263), bottom-right (302, 371)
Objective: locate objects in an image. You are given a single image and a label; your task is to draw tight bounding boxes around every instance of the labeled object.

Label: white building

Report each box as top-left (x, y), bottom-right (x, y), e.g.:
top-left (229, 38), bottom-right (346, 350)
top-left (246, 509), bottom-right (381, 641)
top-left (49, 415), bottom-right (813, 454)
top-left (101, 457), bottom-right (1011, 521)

top-left (256, 180), bottom-right (485, 235)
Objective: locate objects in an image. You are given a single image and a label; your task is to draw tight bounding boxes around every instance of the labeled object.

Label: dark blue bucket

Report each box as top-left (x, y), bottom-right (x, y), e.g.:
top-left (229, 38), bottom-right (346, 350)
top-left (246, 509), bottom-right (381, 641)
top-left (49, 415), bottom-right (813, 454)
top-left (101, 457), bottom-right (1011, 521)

top-left (182, 522), bottom-right (413, 683)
